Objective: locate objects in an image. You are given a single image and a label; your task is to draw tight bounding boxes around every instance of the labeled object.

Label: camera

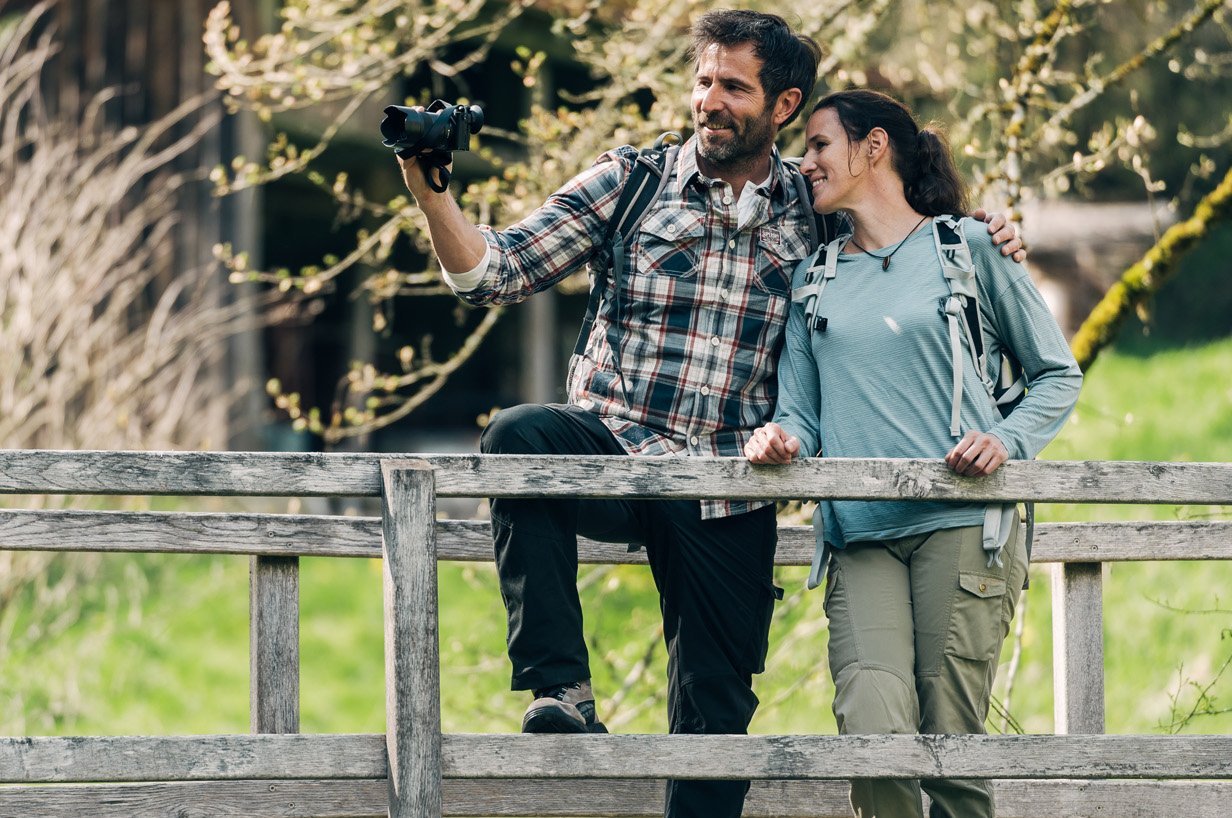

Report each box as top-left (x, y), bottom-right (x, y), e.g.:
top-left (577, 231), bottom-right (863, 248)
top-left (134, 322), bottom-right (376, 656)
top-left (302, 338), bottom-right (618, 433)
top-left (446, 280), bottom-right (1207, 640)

top-left (380, 99), bottom-right (484, 154)
top-left (381, 99), bottom-right (484, 192)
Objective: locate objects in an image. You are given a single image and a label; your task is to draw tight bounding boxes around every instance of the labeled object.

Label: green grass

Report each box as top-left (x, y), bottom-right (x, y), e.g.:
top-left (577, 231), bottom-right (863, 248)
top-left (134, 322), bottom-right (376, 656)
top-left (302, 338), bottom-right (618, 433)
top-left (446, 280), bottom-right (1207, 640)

top-left (3, 338), bottom-right (1230, 737)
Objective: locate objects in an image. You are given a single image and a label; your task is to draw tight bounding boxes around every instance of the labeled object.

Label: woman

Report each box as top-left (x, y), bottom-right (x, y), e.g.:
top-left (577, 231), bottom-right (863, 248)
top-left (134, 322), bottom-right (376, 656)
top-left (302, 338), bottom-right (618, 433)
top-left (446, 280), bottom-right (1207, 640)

top-left (745, 90), bottom-right (1082, 818)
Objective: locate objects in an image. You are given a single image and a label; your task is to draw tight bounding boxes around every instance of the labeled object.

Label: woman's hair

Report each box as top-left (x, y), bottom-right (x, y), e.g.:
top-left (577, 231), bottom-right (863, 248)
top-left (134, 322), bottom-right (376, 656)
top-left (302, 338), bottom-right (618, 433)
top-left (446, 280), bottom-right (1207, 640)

top-left (813, 90), bottom-right (969, 216)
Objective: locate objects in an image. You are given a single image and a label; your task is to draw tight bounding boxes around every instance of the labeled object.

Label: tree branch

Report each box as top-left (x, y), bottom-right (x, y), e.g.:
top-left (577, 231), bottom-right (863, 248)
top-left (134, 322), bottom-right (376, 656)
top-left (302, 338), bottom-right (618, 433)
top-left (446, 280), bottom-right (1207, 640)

top-left (1071, 165), bottom-right (1232, 371)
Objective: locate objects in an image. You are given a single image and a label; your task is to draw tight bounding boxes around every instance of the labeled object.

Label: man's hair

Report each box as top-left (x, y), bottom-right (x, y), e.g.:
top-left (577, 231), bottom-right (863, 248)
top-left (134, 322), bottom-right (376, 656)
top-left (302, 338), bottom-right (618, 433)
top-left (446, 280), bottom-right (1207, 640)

top-left (689, 10), bottom-right (822, 127)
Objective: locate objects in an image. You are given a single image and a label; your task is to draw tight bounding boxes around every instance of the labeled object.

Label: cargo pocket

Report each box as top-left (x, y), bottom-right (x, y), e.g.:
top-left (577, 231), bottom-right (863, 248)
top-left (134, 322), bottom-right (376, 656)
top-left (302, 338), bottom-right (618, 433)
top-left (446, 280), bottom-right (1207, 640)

top-left (746, 581), bottom-right (782, 675)
top-left (945, 572), bottom-right (1007, 661)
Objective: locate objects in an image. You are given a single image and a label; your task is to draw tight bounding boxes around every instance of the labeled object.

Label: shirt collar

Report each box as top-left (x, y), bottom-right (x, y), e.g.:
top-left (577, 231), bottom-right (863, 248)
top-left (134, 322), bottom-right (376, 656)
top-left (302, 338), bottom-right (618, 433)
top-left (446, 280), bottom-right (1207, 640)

top-left (675, 136), bottom-right (790, 202)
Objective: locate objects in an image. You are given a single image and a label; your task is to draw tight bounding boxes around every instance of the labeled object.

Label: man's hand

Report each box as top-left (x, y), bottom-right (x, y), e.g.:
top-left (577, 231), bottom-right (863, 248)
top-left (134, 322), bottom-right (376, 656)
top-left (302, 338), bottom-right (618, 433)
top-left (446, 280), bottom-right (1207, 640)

top-left (970, 208), bottom-right (1025, 263)
top-left (945, 430), bottom-right (1009, 477)
top-left (396, 151), bottom-right (449, 202)
top-left (745, 422), bottom-right (800, 464)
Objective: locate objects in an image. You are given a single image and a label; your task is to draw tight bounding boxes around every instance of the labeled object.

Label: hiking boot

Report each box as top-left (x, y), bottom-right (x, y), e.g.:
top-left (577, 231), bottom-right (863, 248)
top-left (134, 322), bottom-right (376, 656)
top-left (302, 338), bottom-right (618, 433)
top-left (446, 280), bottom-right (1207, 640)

top-left (521, 680), bottom-right (608, 734)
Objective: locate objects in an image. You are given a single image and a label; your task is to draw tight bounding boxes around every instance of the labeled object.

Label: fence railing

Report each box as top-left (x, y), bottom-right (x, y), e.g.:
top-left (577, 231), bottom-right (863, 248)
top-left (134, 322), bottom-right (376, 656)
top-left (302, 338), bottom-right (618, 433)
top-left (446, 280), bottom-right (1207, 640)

top-left (1, 450), bottom-right (1230, 817)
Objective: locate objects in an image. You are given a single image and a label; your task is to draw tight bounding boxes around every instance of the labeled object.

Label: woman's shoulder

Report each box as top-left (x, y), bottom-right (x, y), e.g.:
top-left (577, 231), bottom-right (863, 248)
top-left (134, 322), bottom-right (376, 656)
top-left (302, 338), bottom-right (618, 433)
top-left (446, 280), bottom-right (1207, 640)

top-left (942, 215), bottom-right (1028, 282)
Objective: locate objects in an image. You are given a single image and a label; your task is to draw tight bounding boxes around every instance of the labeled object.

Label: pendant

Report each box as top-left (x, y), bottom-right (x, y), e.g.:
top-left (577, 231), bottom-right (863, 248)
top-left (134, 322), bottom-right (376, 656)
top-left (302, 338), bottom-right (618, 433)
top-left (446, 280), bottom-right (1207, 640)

top-left (882, 257), bottom-right (891, 271)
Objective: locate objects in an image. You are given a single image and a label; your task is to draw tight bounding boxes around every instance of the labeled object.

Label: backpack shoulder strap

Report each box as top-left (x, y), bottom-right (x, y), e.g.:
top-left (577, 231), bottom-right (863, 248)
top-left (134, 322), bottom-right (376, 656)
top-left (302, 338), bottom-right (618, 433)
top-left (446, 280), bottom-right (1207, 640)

top-left (936, 215), bottom-right (1030, 418)
top-left (934, 215), bottom-right (995, 437)
top-left (572, 133), bottom-right (680, 359)
top-left (791, 233), bottom-right (849, 333)
top-left (784, 162), bottom-right (821, 252)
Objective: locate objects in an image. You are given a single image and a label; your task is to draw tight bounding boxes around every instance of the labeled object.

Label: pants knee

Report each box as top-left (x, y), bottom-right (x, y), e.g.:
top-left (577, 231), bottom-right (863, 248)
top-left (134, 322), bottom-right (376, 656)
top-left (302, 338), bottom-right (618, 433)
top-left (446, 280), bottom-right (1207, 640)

top-left (480, 404), bottom-right (554, 455)
top-left (832, 664), bottom-right (919, 735)
top-left (669, 675), bottom-right (758, 736)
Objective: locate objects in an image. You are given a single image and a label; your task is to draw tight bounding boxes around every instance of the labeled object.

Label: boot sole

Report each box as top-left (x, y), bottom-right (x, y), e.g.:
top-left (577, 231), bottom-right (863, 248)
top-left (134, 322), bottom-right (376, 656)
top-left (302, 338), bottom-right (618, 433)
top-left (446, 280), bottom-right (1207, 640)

top-left (521, 707), bottom-right (589, 734)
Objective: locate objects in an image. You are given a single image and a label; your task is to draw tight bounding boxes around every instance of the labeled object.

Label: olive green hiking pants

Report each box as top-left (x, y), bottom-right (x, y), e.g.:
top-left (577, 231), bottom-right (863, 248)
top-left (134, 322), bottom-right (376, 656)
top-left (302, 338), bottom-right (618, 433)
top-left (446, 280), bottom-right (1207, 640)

top-left (823, 516), bottom-right (1027, 818)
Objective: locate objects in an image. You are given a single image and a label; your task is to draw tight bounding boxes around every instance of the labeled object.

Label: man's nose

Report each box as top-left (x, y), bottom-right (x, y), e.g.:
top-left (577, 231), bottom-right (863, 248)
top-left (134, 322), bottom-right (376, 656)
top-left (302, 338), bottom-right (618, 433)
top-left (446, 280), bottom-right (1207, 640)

top-left (698, 84), bottom-right (724, 112)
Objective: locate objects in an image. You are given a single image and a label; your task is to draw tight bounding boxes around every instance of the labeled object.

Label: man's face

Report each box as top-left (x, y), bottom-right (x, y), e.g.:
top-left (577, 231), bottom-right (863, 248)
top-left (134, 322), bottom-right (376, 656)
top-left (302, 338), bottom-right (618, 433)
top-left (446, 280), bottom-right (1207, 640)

top-left (691, 42), bottom-right (778, 169)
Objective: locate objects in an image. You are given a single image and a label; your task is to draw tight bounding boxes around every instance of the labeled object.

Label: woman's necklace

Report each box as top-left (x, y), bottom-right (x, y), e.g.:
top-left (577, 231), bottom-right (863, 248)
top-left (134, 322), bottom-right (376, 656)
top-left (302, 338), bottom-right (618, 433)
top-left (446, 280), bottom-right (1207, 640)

top-left (848, 215), bottom-right (929, 271)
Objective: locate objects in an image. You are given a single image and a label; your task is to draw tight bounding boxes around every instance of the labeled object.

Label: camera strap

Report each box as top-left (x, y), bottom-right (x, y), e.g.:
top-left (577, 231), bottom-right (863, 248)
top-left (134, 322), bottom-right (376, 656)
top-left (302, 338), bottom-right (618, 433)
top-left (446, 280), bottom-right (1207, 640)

top-left (396, 103), bottom-right (468, 192)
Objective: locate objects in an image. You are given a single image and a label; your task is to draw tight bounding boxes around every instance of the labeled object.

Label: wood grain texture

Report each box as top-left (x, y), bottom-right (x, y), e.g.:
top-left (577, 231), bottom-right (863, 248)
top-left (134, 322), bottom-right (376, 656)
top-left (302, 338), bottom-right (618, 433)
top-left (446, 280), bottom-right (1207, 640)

top-left (381, 462), bottom-right (441, 818)
top-left (0, 735), bottom-right (386, 783)
top-left (1053, 563), bottom-right (1106, 734)
top-left (250, 555), bottom-right (299, 734)
top-left (6, 734), bottom-right (1229, 785)
top-left (440, 733), bottom-right (1232, 780)
top-left (4, 778), bottom-right (1232, 818)
top-left (2, 451), bottom-right (1230, 503)
top-left (3, 511), bottom-right (1230, 564)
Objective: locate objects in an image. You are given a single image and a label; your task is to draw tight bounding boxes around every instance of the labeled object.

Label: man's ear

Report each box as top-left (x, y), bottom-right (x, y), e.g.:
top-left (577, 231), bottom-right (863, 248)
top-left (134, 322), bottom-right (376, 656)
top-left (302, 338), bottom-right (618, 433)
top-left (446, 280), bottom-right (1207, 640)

top-left (772, 88), bottom-right (803, 128)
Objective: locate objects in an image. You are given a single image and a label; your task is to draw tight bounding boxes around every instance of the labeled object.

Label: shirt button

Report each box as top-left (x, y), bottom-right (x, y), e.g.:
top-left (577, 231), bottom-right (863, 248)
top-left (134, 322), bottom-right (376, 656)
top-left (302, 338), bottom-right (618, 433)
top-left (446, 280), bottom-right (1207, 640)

top-left (690, 435), bottom-right (700, 445)
top-left (979, 583), bottom-right (988, 593)
top-left (722, 194), bottom-right (733, 205)
top-left (700, 385), bottom-right (711, 396)
top-left (719, 288), bottom-right (730, 300)
top-left (727, 239), bottom-right (736, 249)
top-left (667, 223), bottom-right (678, 234)
top-left (710, 336), bottom-right (720, 347)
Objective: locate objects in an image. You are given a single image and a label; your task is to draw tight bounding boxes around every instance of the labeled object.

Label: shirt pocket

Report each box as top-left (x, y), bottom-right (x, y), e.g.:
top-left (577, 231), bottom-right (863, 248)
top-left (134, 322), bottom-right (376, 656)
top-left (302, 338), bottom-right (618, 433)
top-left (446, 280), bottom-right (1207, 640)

top-left (755, 224), bottom-right (813, 296)
top-left (634, 208), bottom-right (705, 279)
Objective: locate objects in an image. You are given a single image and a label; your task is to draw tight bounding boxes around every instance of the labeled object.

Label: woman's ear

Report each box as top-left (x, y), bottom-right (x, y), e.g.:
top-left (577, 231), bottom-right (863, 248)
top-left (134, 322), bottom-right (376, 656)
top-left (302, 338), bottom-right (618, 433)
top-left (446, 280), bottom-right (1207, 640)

top-left (866, 127), bottom-right (890, 162)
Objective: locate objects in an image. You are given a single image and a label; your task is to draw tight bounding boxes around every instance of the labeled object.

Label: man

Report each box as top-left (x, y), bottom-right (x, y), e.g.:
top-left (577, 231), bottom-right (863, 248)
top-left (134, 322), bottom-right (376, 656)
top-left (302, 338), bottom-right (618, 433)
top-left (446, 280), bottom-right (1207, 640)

top-left (398, 10), bottom-right (1022, 817)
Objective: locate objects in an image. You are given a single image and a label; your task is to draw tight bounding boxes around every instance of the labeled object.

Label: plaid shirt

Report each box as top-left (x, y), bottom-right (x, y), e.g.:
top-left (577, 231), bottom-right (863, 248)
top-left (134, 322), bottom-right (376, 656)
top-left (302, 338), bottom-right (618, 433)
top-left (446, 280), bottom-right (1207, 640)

top-left (455, 137), bottom-right (816, 518)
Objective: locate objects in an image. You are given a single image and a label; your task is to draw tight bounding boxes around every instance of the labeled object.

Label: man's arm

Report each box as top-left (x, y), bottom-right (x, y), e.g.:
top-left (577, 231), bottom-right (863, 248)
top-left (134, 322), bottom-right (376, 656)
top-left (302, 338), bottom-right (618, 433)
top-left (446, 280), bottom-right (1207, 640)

top-left (397, 154), bottom-right (488, 276)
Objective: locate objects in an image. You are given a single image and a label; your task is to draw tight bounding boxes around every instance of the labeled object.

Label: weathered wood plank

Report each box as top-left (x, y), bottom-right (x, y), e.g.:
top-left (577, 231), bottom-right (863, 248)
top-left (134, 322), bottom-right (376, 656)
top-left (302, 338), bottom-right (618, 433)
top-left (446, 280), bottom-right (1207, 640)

top-left (250, 555), bottom-right (299, 734)
top-left (442, 733), bottom-right (1232, 780)
top-left (4, 778), bottom-right (1232, 818)
top-left (4, 511), bottom-right (1231, 564)
top-left (1053, 563), bottom-right (1106, 734)
top-left (0, 735), bottom-right (386, 782)
top-left (0, 729), bottom-right (1227, 783)
top-left (6, 734), bottom-right (1230, 784)
top-left (0, 510), bottom-right (387, 558)
top-left (381, 462), bottom-right (442, 818)
top-left (2, 452), bottom-right (1230, 504)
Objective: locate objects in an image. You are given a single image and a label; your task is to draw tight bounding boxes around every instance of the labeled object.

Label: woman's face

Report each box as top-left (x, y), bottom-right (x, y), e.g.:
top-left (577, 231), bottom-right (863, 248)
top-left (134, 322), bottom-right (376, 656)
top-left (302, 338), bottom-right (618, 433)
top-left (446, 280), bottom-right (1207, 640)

top-left (799, 107), bottom-right (867, 214)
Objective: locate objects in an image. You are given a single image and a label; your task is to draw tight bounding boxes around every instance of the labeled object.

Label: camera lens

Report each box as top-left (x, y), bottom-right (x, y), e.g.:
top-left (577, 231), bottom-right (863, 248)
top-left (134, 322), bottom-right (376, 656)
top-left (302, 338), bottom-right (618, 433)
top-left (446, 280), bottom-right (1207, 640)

top-left (381, 105), bottom-right (438, 149)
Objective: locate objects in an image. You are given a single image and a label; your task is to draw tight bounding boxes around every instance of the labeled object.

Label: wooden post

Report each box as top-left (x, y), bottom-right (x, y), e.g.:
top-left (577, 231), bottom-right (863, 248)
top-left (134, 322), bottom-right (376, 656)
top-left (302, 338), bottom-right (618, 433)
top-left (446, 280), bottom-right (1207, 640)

top-left (249, 555), bottom-right (299, 733)
top-left (1052, 562), bottom-right (1105, 734)
top-left (381, 460), bottom-right (441, 818)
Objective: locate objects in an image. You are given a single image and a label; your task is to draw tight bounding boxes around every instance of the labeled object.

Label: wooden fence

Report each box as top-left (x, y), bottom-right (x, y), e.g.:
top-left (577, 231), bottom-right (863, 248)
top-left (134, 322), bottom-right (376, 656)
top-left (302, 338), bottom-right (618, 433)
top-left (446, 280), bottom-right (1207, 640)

top-left (1, 450), bottom-right (1230, 817)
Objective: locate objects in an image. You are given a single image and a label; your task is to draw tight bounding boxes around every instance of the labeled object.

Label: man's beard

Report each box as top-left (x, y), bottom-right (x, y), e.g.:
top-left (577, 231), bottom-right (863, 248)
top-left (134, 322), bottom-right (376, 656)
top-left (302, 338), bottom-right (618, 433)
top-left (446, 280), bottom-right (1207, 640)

top-left (695, 106), bottom-right (776, 169)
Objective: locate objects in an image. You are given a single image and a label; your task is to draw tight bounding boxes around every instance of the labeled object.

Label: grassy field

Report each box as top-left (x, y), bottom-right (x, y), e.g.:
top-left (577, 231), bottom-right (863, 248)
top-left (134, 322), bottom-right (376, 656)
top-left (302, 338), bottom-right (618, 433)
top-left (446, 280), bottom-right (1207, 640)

top-left (2, 338), bottom-right (1230, 738)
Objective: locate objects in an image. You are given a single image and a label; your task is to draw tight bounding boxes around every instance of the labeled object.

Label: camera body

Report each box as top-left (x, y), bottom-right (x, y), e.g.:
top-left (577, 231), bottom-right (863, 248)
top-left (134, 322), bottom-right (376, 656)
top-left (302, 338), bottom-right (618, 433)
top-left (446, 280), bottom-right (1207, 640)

top-left (380, 99), bottom-right (484, 156)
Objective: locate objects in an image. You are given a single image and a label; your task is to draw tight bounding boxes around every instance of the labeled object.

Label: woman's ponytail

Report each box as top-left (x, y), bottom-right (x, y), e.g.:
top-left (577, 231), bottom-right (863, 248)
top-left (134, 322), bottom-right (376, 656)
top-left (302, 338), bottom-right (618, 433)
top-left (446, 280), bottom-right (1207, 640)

top-left (907, 128), bottom-right (968, 216)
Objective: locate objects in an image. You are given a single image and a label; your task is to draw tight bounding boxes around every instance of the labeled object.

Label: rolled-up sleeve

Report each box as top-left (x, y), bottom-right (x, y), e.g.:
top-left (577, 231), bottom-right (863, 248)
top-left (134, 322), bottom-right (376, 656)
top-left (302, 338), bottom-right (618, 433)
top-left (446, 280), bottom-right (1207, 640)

top-left (453, 149), bottom-right (633, 307)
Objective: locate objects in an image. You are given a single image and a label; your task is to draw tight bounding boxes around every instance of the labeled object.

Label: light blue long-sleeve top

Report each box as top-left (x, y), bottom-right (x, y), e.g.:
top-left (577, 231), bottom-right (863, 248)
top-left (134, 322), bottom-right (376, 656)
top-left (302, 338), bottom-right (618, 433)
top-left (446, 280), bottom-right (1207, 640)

top-left (773, 217), bottom-right (1083, 549)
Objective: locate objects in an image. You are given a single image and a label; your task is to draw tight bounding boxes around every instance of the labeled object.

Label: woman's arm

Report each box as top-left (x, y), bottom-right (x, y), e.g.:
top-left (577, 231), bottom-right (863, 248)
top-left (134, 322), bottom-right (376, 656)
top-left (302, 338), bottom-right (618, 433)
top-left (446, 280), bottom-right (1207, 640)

top-left (746, 292), bottom-right (823, 463)
top-left (967, 227), bottom-right (1084, 467)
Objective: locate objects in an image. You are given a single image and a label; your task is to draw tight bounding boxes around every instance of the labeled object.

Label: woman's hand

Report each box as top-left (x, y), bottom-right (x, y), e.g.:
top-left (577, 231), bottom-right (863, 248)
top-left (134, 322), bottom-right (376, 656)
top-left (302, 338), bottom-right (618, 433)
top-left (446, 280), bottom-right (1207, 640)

top-left (945, 430), bottom-right (1009, 476)
top-left (745, 422), bottom-right (801, 464)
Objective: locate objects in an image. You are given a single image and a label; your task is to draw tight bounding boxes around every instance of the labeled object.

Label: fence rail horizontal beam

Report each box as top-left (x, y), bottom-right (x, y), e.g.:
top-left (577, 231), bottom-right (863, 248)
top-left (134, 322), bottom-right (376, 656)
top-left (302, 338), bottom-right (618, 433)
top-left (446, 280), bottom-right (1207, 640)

top-left (0, 735), bottom-right (386, 783)
top-left (3, 451), bottom-right (1231, 503)
top-left (3, 510), bottom-right (1229, 563)
top-left (4, 734), bottom-right (1230, 785)
top-left (443, 733), bottom-right (1232, 780)
top-left (3, 778), bottom-right (1230, 818)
